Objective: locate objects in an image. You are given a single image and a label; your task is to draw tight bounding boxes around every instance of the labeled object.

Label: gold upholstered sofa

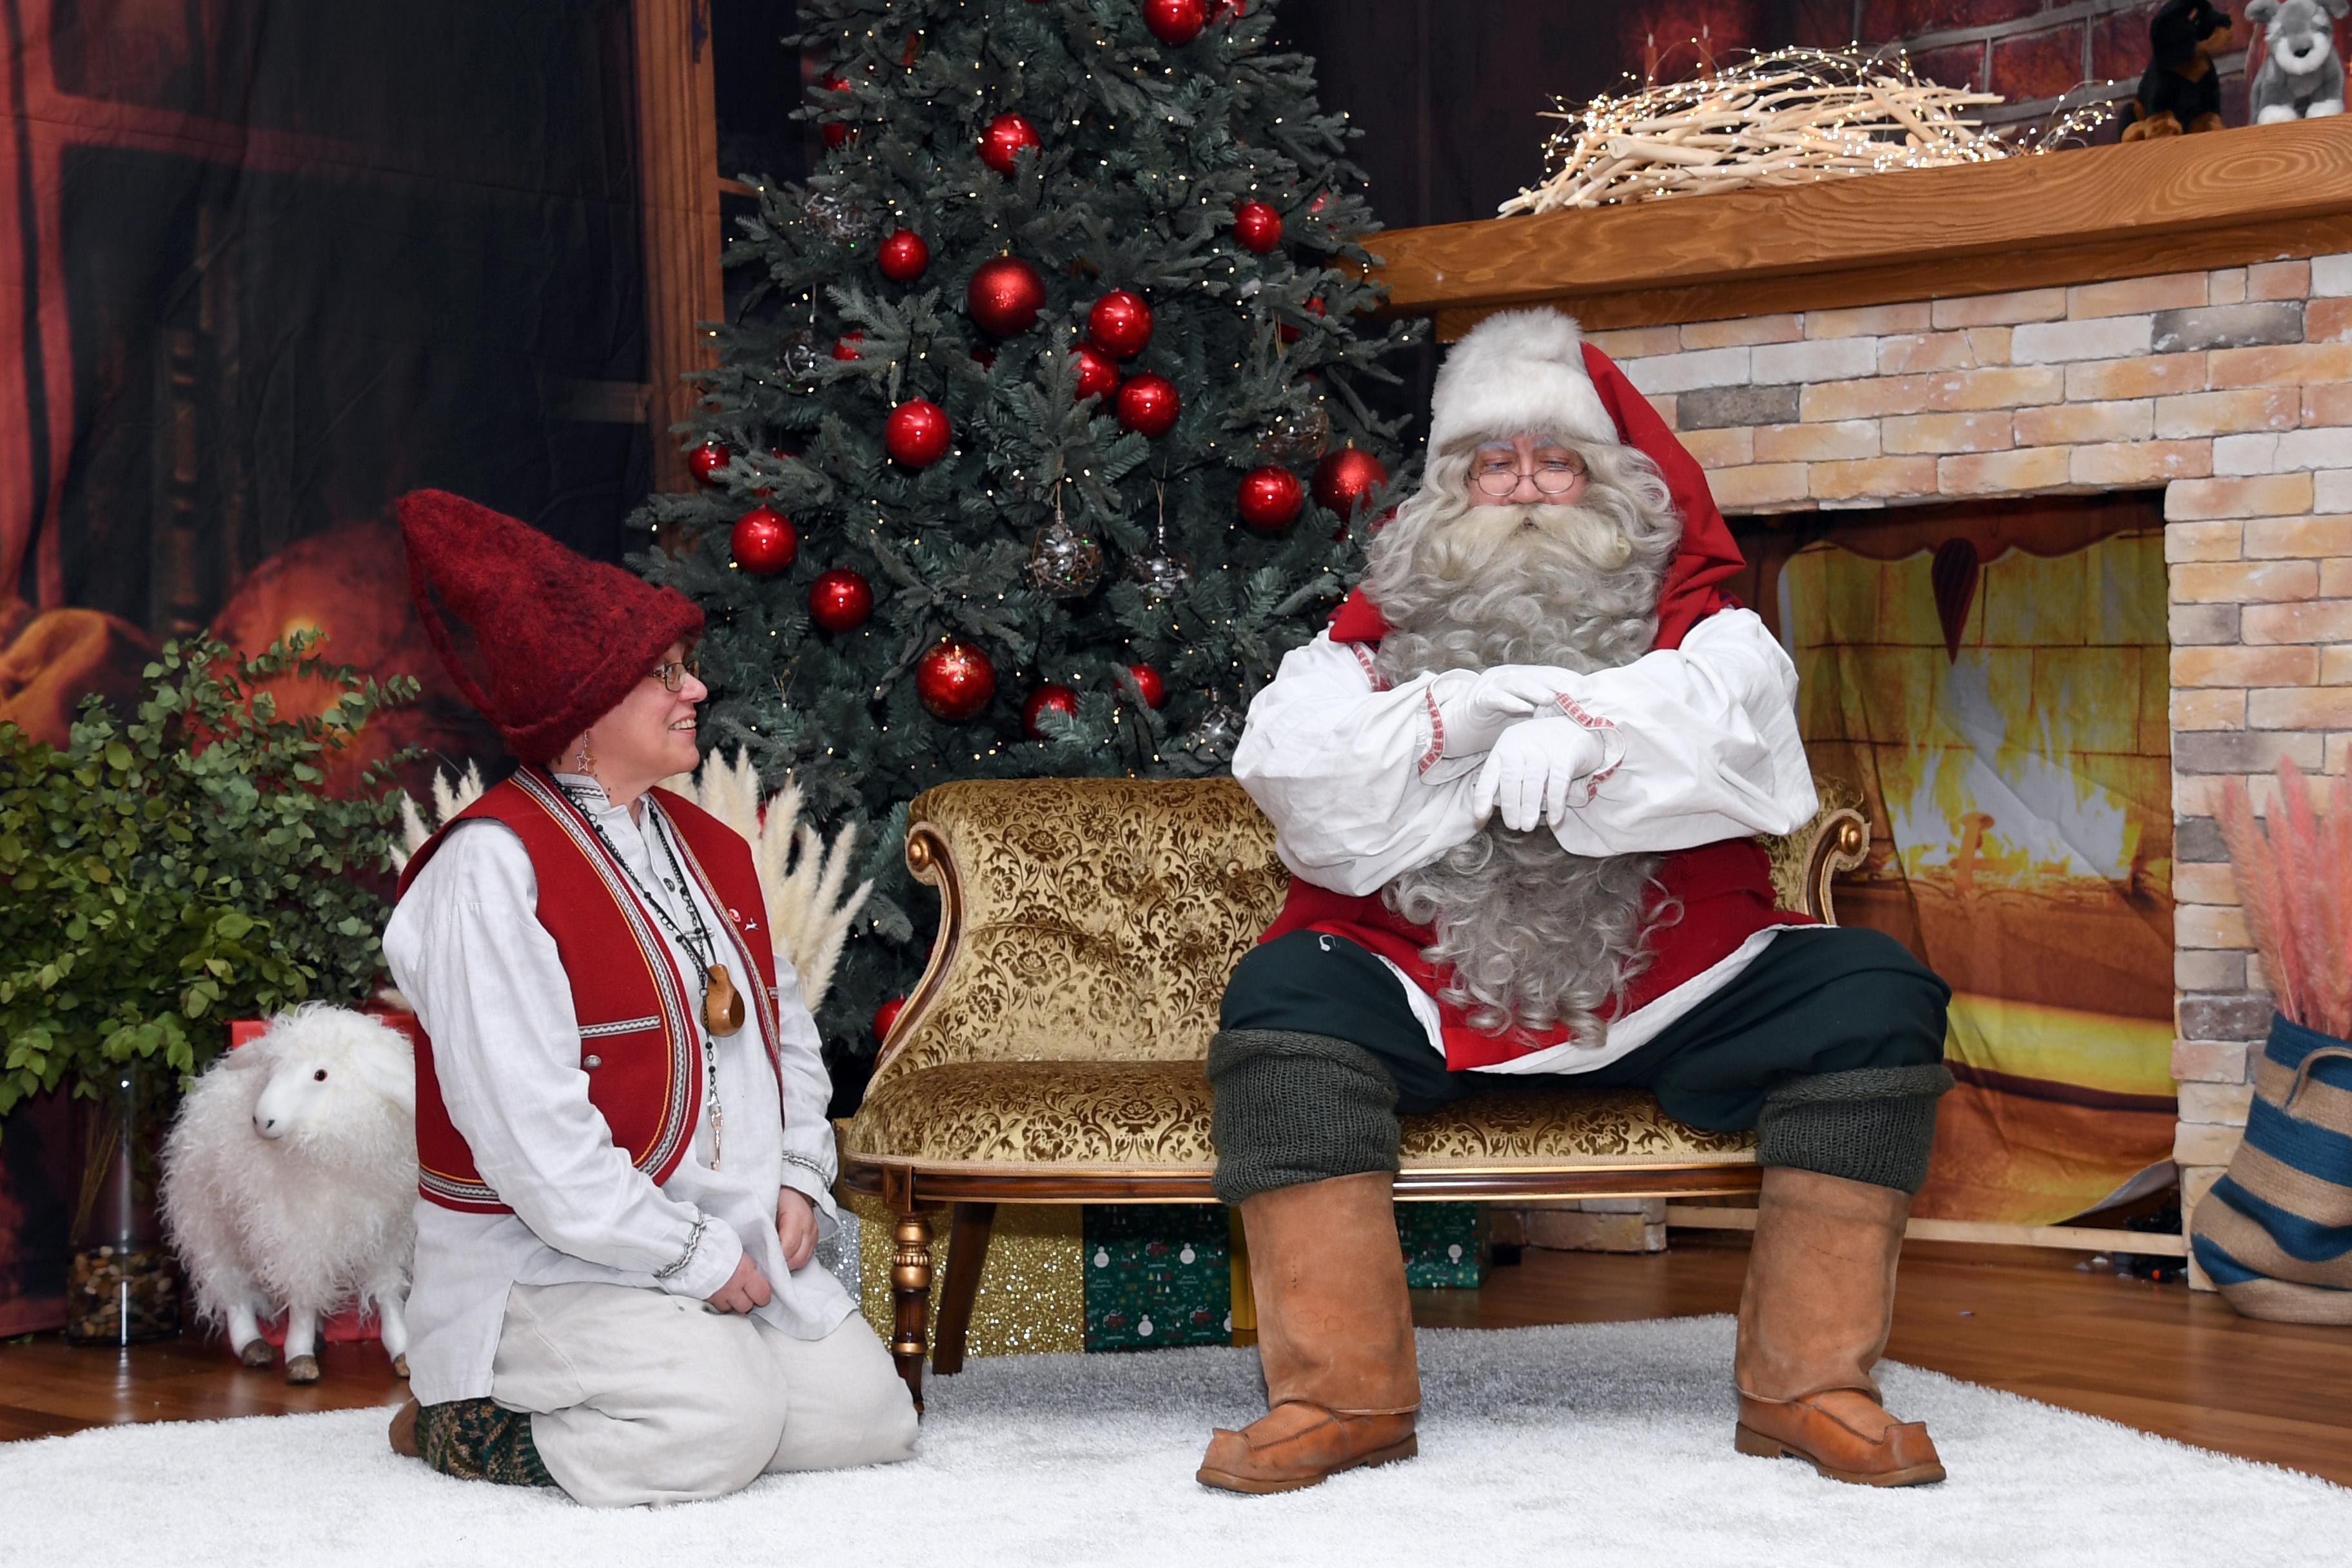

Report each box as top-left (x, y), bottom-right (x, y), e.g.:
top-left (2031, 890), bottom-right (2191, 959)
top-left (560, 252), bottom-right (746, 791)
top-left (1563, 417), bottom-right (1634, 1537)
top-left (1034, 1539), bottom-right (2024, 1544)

top-left (837, 775), bottom-right (1868, 1406)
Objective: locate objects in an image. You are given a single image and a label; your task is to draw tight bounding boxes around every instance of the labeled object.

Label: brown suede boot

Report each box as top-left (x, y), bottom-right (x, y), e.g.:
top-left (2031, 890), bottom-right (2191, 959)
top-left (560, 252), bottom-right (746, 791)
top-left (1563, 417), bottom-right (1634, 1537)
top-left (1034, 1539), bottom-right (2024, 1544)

top-left (1197, 1171), bottom-right (1420, 1494)
top-left (388, 1398), bottom-right (421, 1459)
top-left (1732, 1166), bottom-right (1946, 1487)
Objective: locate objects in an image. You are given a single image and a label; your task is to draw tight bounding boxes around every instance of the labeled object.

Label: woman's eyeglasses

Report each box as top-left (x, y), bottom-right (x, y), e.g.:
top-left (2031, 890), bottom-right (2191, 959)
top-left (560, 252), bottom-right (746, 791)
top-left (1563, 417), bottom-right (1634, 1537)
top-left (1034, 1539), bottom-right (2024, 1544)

top-left (1471, 449), bottom-right (1587, 498)
top-left (649, 658), bottom-right (701, 693)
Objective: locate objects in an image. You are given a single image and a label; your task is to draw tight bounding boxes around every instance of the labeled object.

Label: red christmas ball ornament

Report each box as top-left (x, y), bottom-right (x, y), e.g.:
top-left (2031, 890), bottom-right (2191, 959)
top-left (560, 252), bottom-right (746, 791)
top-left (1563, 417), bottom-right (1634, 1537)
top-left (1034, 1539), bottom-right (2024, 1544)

top-left (730, 505), bottom-right (798, 576)
top-left (1142, 0), bottom-right (1207, 45)
top-left (819, 72), bottom-right (853, 150)
top-left (1233, 200), bottom-right (1283, 253)
top-left (873, 996), bottom-right (906, 1041)
top-left (966, 255), bottom-right (1046, 335)
top-left (1086, 289), bottom-right (1154, 359)
top-left (689, 440), bottom-right (730, 484)
top-left (1278, 295), bottom-right (1326, 345)
top-left (979, 112), bottom-right (1042, 175)
top-left (1313, 446), bottom-right (1388, 517)
top-left (1127, 663), bottom-right (1168, 709)
top-left (1116, 373), bottom-right (1181, 438)
top-left (917, 639), bottom-right (995, 721)
top-left (1237, 466), bottom-right (1304, 532)
top-left (877, 229), bottom-right (930, 282)
top-left (1023, 683), bottom-right (1079, 738)
top-left (1071, 344), bottom-right (1118, 402)
top-left (884, 398), bottom-right (952, 466)
top-left (832, 331), bottom-right (865, 361)
top-left (808, 569), bottom-right (874, 633)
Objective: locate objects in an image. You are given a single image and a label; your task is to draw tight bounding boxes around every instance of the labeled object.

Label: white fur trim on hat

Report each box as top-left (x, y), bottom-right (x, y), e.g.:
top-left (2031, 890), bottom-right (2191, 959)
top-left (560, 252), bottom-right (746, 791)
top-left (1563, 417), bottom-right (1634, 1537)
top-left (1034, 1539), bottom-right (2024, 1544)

top-left (1426, 308), bottom-right (1618, 456)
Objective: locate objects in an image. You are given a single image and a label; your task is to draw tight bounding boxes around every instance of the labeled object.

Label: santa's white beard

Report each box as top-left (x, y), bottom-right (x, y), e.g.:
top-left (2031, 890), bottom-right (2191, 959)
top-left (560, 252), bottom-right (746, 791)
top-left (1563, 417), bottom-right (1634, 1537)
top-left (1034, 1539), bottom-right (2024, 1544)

top-left (1367, 465), bottom-right (1681, 1044)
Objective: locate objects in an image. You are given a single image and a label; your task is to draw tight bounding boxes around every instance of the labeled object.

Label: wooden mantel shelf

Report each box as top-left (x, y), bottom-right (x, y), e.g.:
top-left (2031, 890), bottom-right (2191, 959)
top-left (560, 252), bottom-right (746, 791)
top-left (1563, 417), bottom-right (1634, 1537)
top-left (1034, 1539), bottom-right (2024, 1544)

top-left (1367, 118), bottom-right (2352, 338)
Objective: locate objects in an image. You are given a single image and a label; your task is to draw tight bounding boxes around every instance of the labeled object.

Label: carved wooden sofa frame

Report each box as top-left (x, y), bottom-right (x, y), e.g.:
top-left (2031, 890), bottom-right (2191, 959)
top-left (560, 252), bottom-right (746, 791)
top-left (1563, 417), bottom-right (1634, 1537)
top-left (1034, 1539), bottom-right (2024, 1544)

top-left (837, 776), bottom-right (1868, 1408)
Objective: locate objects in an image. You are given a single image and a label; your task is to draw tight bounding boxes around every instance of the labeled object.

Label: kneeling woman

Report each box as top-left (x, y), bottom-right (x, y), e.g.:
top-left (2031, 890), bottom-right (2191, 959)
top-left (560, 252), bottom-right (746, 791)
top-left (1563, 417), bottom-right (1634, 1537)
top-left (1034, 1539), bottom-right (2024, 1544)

top-left (382, 491), bottom-right (916, 1506)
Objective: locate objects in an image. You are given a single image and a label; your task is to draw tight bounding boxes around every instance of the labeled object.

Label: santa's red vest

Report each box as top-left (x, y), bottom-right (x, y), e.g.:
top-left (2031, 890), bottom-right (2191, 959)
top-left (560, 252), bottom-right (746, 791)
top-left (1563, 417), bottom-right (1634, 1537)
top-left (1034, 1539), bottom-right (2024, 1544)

top-left (394, 767), bottom-right (782, 1213)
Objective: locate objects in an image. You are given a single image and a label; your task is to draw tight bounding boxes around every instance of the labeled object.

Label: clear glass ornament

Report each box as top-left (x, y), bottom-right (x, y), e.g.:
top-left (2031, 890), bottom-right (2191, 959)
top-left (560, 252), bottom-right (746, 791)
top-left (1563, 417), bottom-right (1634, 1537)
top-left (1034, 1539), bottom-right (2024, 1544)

top-left (1176, 696), bottom-right (1246, 763)
top-left (780, 330), bottom-right (823, 380)
top-left (1259, 402), bottom-right (1331, 463)
top-left (804, 188), bottom-right (875, 242)
top-left (1026, 489), bottom-right (1105, 598)
top-left (1126, 480), bottom-right (1195, 602)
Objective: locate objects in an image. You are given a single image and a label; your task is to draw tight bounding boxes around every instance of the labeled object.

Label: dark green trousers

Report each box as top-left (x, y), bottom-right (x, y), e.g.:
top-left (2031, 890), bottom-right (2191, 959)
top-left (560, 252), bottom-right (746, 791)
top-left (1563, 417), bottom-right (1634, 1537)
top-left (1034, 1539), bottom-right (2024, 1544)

top-left (1210, 925), bottom-right (1952, 1199)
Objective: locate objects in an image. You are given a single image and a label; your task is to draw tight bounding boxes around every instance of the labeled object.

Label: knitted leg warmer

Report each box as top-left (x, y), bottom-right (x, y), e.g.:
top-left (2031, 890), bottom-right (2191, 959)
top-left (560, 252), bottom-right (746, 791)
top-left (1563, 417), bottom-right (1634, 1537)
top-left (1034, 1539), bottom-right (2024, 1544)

top-left (1206, 1029), bottom-right (1401, 1206)
top-left (1755, 1064), bottom-right (1955, 1195)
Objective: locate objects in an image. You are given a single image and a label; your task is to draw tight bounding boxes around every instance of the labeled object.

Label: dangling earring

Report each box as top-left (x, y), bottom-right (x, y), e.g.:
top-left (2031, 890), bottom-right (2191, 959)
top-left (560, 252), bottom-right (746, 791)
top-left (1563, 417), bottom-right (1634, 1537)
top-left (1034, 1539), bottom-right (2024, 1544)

top-left (573, 738), bottom-right (596, 778)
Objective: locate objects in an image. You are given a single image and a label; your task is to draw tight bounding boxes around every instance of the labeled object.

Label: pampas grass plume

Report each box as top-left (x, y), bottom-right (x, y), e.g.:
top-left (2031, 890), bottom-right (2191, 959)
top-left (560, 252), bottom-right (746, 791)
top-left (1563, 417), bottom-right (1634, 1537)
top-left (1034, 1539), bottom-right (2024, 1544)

top-left (2220, 759), bottom-right (2352, 1038)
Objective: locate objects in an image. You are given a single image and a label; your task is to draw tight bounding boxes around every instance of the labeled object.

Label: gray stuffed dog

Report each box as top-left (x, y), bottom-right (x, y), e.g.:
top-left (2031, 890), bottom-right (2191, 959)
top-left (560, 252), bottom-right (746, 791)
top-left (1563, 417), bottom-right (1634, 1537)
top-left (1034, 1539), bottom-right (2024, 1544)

top-left (2250, 0), bottom-right (2347, 123)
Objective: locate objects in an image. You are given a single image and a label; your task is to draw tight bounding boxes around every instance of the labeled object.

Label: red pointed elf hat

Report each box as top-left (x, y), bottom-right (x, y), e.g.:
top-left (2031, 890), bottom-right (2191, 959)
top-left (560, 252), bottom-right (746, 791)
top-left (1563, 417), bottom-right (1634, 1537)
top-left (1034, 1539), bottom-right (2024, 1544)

top-left (396, 489), bottom-right (703, 763)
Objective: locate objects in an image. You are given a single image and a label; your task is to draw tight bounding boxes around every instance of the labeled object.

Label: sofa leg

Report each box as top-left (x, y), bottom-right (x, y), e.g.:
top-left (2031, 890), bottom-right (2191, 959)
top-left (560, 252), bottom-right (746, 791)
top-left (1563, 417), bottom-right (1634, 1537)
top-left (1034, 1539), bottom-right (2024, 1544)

top-left (933, 1202), bottom-right (997, 1377)
top-left (890, 1208), bottom-right (934, 1414)
top-left (1228, 1206), bottom-right (1259, 1348)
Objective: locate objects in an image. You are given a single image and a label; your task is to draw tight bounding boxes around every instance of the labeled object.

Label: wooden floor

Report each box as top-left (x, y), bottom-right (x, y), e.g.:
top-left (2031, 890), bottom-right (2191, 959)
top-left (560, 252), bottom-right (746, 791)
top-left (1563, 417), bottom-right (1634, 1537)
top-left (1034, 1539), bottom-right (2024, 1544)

top-left (5, 1235), bottom-right (2347, 1489)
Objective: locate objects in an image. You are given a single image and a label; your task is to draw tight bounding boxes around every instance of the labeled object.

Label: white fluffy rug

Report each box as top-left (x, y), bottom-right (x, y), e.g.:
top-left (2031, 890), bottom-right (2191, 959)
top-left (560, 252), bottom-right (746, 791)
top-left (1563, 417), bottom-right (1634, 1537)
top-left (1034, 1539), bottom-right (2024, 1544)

top-left (4, 1317), bottom-right (2342, 1568)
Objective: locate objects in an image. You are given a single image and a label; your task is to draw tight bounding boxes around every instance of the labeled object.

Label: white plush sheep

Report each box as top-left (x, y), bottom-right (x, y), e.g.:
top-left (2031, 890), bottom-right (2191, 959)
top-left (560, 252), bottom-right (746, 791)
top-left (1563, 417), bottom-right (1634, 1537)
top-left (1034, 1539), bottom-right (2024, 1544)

top-left (161, 1004), bottom-right (418, 1384)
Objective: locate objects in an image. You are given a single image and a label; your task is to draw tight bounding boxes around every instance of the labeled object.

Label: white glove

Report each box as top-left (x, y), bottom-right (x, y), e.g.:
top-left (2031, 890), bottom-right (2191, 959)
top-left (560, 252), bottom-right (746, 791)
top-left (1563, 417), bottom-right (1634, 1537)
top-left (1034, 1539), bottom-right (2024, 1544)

top-left (1471, 716), bottom-right (1608, 832)
top-left (1436, 665), bottom-right (1569, 758)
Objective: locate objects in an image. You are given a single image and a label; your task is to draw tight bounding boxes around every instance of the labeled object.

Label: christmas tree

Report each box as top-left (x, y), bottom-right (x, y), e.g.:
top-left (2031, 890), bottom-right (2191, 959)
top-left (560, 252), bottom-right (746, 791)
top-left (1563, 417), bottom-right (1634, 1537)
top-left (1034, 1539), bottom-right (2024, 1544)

top-left (632, 0), bottom-right (1424, 1090)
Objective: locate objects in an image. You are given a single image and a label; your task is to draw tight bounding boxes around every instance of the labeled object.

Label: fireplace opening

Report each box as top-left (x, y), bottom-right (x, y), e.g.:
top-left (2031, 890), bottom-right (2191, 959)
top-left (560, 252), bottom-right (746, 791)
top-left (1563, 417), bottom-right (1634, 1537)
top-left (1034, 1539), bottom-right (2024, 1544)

top-left (1730, 493), bottom-right (2176, 1228)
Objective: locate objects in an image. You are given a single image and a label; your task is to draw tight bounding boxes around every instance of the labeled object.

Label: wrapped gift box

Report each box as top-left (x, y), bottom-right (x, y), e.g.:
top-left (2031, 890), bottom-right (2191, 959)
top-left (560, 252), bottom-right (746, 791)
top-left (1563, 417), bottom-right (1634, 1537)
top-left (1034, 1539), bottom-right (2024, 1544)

top-left (1397, 1201), bottom-right (1486, 1288)
top-left (1084, 1204), bottom-right (1231, 1351)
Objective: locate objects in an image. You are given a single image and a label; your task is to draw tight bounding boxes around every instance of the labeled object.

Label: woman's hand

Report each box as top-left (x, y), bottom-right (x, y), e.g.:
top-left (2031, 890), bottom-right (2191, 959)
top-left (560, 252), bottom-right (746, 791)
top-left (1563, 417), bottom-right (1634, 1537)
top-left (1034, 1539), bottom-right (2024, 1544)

top-left (777, 1189), bottom-right (819, 1273)
top-left (706, 1253), bottom-right (773, 1314)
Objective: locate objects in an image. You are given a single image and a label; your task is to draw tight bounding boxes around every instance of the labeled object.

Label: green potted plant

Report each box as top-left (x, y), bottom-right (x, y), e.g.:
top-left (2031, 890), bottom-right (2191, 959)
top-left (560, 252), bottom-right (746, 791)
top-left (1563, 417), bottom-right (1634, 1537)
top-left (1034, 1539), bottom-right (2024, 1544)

top-left (0, 633), bottom-right (416, 1343)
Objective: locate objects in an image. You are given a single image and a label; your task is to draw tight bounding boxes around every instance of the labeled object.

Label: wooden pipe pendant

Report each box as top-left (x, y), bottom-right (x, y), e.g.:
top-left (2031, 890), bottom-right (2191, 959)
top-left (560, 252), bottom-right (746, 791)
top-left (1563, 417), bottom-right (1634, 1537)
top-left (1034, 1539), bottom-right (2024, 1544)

top-left (704, 963), bottom-right (745, 1037)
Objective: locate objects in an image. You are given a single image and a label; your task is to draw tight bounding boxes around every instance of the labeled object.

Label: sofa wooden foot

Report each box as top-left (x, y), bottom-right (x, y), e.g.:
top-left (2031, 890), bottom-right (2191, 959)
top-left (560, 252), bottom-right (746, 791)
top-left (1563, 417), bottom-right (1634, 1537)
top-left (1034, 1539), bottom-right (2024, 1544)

top-left (890, 1208), bottom-right (934, 1413)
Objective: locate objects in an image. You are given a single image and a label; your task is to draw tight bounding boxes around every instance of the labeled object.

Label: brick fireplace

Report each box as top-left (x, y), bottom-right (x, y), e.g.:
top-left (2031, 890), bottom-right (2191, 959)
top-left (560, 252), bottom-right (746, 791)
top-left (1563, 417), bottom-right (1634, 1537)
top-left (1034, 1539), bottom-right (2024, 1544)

top-left (1367, 121), bottom-right (2352, 1277)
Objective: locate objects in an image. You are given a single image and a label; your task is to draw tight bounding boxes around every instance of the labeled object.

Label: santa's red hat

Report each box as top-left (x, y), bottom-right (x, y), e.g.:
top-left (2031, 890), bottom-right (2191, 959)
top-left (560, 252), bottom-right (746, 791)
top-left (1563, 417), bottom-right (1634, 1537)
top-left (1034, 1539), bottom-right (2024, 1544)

top-left (396, 489), bottom-right (703, 763)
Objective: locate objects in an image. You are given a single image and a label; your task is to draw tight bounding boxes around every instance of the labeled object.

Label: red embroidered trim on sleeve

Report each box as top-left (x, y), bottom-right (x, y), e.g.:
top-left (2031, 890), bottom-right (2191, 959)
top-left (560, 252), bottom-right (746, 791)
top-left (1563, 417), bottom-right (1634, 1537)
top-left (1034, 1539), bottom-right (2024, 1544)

top-left (1554, 693), bottom-right (1614, 729)
top-left (1351, 642), bottom-right (1389, 691)
top-left (1418, 689), bottom-right (1445, 775)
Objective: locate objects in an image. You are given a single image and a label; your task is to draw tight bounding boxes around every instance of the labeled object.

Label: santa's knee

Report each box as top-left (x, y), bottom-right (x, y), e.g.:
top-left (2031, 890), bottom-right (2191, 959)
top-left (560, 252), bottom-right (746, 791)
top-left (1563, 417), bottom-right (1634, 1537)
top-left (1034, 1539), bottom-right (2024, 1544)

top-left (1206, 1026), bottom-right (1401, 1206)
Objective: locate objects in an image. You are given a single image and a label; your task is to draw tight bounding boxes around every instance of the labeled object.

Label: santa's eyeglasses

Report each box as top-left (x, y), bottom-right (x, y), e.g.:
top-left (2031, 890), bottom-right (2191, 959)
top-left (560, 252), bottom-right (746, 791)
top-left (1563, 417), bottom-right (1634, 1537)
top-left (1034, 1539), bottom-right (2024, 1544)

top-left (1471, 449), bottom-right (1587, 497)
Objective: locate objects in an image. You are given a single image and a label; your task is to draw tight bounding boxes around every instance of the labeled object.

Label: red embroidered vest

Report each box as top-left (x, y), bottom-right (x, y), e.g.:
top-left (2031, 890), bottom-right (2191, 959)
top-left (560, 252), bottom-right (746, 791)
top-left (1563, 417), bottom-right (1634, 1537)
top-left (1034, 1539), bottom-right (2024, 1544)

top-left (395, 767), bottom-right (782, 1213)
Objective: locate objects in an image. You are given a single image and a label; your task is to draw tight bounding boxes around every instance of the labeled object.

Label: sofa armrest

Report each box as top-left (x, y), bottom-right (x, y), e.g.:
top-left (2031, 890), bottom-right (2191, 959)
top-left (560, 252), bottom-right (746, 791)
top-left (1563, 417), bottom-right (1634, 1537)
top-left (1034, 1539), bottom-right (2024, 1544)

top-left (1761, 774), bottom-right (1870, 926)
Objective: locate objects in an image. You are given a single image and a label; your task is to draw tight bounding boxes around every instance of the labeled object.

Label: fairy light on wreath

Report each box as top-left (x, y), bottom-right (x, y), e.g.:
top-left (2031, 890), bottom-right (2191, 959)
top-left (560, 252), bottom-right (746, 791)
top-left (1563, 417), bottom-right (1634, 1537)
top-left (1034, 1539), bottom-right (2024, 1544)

top-left (1500, 46), bottom-right (2117, 214)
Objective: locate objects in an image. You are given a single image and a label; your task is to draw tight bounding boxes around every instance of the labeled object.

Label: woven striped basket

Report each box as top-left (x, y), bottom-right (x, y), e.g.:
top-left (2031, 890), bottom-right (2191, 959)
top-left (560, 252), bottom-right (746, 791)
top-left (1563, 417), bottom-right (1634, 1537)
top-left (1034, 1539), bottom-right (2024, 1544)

top-left (2190, 1014), bottom-right (2352, 1324)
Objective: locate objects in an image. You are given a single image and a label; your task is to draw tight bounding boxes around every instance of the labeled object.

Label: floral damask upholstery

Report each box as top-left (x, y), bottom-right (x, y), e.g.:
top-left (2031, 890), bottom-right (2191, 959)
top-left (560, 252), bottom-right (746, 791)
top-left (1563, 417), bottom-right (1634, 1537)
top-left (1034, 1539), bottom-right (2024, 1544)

top-left (841, 776), bottom-right (1867, 1179)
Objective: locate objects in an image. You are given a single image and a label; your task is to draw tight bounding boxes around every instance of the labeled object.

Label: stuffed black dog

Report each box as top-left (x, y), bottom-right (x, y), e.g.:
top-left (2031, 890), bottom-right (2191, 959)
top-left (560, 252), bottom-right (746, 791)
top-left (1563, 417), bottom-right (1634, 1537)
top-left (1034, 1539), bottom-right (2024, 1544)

top-left (2121, 0), bottom-right (2237, 139)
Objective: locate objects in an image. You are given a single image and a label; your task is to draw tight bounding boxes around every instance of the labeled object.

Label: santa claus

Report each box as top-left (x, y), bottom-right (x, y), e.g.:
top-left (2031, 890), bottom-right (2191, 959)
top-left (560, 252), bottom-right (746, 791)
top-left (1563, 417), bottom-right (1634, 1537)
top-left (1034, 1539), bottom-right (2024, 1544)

top-left (1201, 309), bottom-right (1954, 1494)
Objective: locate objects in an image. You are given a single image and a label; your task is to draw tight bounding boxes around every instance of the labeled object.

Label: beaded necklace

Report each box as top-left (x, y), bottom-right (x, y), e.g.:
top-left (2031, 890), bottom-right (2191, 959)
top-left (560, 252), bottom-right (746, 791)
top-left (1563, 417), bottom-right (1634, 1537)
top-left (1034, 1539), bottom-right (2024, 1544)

top-left (556, 780), bottom-right (745, 1166)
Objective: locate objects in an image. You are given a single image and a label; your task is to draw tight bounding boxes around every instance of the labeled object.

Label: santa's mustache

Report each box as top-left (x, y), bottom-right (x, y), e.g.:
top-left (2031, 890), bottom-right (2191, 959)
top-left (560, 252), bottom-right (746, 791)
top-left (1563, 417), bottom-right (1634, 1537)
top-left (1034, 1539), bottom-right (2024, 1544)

top-left (1422, 498), bottom-right (1636, 580)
